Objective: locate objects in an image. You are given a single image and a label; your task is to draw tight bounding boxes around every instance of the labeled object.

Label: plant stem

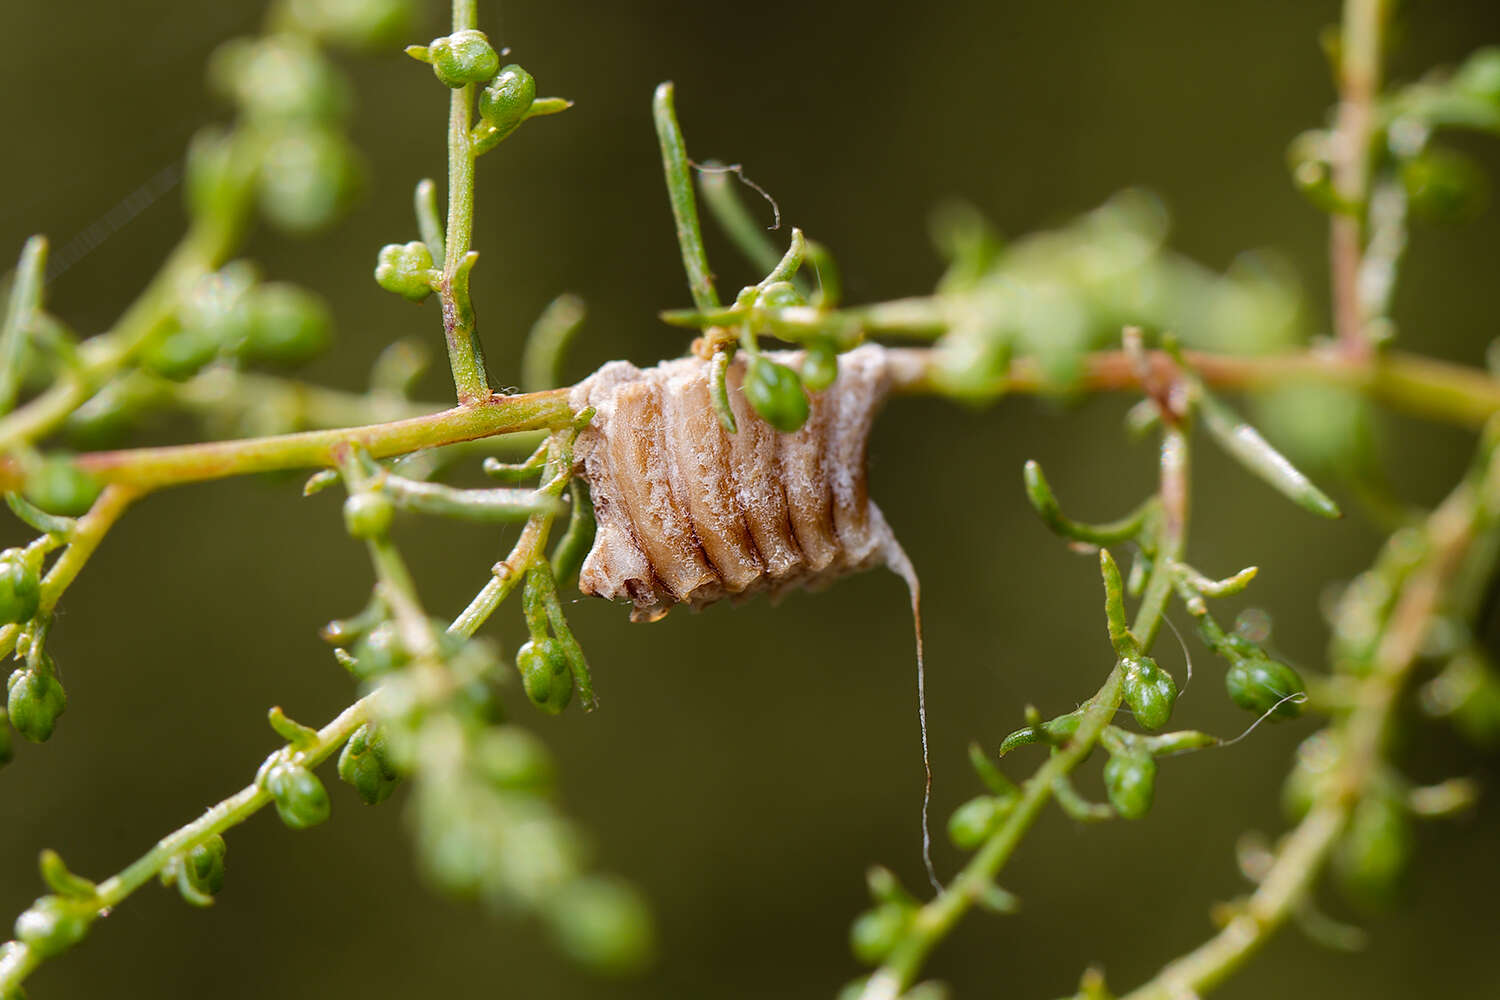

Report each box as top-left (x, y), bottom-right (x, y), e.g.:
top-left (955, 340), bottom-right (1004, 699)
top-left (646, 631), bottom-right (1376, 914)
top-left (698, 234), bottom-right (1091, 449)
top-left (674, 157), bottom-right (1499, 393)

top-left (653, 82), bottom-right (720, 313)
top-left (438, 0), bottom-right (490, 403)
top-left (0, 693), bottom-right (376, 995)
top-left (861, 424), bottom-right (1191, 1000)
top-left (1329, 0), bottom-right (1389, 360)
top-left (0, 484), bottom-right (138, 660)
top-left (0, 389), bottom-right (572, 494)
top-left (1120, 455), bottom-right (1490, 999)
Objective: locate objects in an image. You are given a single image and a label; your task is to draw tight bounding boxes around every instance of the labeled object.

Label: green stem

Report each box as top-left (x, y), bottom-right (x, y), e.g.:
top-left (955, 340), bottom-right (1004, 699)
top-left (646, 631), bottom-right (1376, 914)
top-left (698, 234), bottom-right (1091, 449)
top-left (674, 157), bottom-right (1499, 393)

top-left (0, 694), bottom-right (375, 995)
top-left (438, 0), bottom-right (489, 403)
top-left (0, 389), bottom-right (572, 493)
top-left (861, 421), bottom-right (1190, 1000)
top-left (0, 484), bottom-right (138, 660)
top-left (1120, 459), bottom-right (1486, 999)
top-left (653, 82), bottom-right (720, 313)
top-left (0, 236), bottom-right (48, 416)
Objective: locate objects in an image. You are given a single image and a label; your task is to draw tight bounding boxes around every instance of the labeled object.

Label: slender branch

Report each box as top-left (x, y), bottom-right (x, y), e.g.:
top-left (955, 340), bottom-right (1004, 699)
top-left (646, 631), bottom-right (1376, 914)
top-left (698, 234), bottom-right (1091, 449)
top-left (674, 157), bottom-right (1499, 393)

top-left (0, 389), bottom-right (572, 494)
top-left (0, 484), bottom-right (138, 660)
top-left (0, 693), bottom-right (376, 994)
top-left (438, 0), bottom-right (490, 403)
top-left (860, 423), bottom-right (1191, 1000)
top-left (1329, 0), bottom-right (1390, 360)
top-left (1120, 454), bottom-right (1490, 999)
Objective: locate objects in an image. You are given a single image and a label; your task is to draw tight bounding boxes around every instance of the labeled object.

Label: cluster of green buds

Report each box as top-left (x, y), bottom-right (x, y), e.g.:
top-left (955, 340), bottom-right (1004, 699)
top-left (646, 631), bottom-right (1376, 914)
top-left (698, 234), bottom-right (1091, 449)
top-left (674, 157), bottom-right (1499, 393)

top-left (1291, 47), bottom-right (1500, 223)
top-left (139, 262), bottom-right (333, 384)
top-left (195, 19), bottom-right (368, 236)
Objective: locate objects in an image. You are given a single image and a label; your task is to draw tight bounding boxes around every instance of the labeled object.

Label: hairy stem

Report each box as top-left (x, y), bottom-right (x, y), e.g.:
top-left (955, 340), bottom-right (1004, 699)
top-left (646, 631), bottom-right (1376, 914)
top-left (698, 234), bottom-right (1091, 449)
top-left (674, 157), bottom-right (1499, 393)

top-left (439, 0), bottom-right (490, 403)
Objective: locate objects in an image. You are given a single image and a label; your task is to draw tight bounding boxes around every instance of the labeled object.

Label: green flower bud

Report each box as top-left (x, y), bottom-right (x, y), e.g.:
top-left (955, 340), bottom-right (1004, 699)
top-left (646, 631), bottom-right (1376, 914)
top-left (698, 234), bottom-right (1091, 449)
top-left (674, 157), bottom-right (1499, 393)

top-left (0, 549), bottom-right (41, 625)
top-left (14, 895), bottom-right (92, 959)
top-left (1103, 752), bottom-right (1157, 820)
top-left (343, 492), bottom-right (394, 540)
top-left (477, 64), bottom-right (537, 141)
top-left (256, 126), bottom-right (362, 234)
top-left (140, 325), bottom-right (221, 380)
top-left (239, 283), bottom-right (333, 366)
top-left (1122, 656), bottom-right (1177, 731)
top-left (282, 0), bottom-right (414, 49)
top-left (544, 877), bottom-right (655, 976)
top-left (1335, 793), bottom-right (1412, 906)
top-left (1454, 47), bottom-right (1500, 104)
top-left (209, 35), bottom-right (349, 123)
top-left (338, 723), bottom-right (401, 805)
top-left (374, 241), bottom-right (437, 302)
top-left (1401, 149), bottom-right (1487, 224)
top-left (849, 902), bottom-right (911, 965)
top-left (1225, 656), bottom-right (1305, 720)
top-left (185, 835), bottom-right (227, 898)
top-left (518, 637), bottom-right (573, 714)
top-left (8, 665), bottom-right (66, 743)
top-left (427, 30), bottom-right (500, 88)
top-left (350, 620), bottom-right (409, 680)
top-left (743, 355), bottom-right (810, 433)
top-left (475, 725), bottom-right (554, 792)
top-left (947, 795), bottom-right (1005, 850)
top-left (800, 341), bottom-right (839, 392)
top-left (24, 454), bottom-right (101, 517)
top-left (756, 280), bottom-right (804, 311)
top-left (265, 762), bottom-right (331, 830)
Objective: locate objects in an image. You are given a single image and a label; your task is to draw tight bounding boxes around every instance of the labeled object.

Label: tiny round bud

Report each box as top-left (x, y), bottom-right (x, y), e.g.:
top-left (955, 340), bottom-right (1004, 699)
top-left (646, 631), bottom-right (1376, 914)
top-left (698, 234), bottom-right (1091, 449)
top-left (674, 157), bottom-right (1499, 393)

top-left (477, 64), bottom-right (536, 142)
top-left (756, 280), bottom-right (804, 311)
top-left (343, 492), bottom-right (394, 540)
top-left (1335, 793), bottom-right (1412, 906)
top-left (256, 126), bottom-right (362, 234)
top-left (14, 895), bottom-right (92, 959)
top-left (282, 0), bottom-right (415, 49)
top-left (1123, 656), bottom-right (1178, 731)
top-left (7, 663), bottom-right (66, 744)
top-left (1454, 47), bottom-right (1500, 104)
top-left (1225, 656), bottom-right (1305, 720)
top-left (265, 762), bottom-right (331, 830)
top-left (475, 725), bottom-right (554, 792)
top-left (337, 723), bottom-right (401, 805)
top-left (185, 126), bottom-right (256, 224)
top-left (208, 35), bottom-right (349, 123)
top-left (141, 326), bottom-right (221, 381)
top-left (350, 621), bottom-right (409, 680)
top-left (849, 903), bottom-right (910, 965)
top-left (1401, 149), bottom-right (1487, 224)
top-left (544, 877), bottom-right (655, 976)
top-left (0, 550), bottom-right (41, 625)
top-left (427, 30), bottom-right (500, 88)
top-left (947, 795), bottom-right (1004, 850)
top-left (1103, 752), bottom-right (1157, 820)
top-left (374, 241), bottom-right (437, 302)
top-left (743, 355), bottom-right (810, 433)
top-left (800, 341), bottom-right (839, 392)
top-left (186, 835), bottom-right (228, 897)
top-left (24, 455), bottom-right (101, 517)
top-left (517, 637), bottom-right (573, 714)
top-left (240, 283), bottom-right (333, 366)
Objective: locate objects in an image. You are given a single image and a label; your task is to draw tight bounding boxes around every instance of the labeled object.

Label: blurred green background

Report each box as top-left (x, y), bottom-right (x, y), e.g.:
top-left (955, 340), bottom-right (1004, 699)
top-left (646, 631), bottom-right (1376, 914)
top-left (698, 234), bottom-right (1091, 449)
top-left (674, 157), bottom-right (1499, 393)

top-left (3, 1), bottom-right (1500, 997)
